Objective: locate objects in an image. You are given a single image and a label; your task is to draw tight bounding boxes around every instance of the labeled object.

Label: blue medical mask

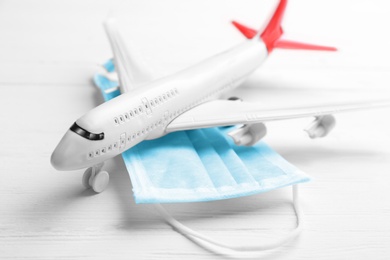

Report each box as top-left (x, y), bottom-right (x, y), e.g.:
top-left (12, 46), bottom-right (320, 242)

top-left (94, 61), bottom-right (310, 256)
top-left (123, 128), bottom-right (309, 203)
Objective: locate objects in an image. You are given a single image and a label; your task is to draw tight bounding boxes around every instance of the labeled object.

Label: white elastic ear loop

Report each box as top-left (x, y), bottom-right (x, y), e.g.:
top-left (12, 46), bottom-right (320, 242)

top-left (155, 185), bottom-right (302, 257)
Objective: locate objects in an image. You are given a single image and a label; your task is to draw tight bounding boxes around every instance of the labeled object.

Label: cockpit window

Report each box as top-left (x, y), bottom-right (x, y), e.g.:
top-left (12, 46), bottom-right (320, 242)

top-left (70, 123), bottom-right (104, 141)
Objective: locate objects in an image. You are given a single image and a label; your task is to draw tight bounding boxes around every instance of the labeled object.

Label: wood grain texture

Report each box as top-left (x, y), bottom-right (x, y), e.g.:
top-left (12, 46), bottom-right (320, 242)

top-left (1, 0), bottom-right (390, 259)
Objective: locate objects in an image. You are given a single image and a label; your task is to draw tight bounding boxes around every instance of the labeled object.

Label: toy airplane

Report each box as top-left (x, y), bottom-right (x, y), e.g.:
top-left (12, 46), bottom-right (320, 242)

top-left (51, 0), bottom-right (390, 193)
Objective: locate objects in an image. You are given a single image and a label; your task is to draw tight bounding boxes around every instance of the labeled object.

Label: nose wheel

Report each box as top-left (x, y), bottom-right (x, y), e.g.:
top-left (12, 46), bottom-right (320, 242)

top-left (82, 163), bottom-right (109, 193)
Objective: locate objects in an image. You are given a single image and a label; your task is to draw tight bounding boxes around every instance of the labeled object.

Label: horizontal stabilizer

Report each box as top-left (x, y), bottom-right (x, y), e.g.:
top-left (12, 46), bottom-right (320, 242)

top-left (232, 21), bottom-right (256, 39)
top-left (232, 20), bottom-right (336, 52)
top-left (274, 40), bottom-right (337, 51)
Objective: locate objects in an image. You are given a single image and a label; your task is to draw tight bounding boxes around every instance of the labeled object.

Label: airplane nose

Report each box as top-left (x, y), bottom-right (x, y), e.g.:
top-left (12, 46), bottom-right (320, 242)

top-left (50, 145), bottom-right (67, 171)
top-left (51, 130), bottom-right (84, 171)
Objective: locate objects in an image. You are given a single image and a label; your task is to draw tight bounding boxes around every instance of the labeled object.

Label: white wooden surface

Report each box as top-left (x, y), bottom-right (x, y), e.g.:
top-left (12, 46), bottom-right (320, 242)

top-left (1, 0), bottom-right (390, 259)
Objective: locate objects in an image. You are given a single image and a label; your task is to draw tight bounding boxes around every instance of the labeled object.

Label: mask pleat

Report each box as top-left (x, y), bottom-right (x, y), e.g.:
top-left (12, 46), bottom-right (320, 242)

top-left (140, 131), bottom-right (214, 189)
top-left (232, 142), bottom-right (310, 191)
top-left (201, 128), bottom-right (258, 186)
top-left (124, 131), bottom-right (217, 203)
top-left (186, 130), bottom-right (237, 188)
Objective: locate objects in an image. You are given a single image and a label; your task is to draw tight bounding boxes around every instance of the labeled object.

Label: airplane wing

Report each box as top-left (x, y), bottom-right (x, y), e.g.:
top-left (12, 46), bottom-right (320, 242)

top-left (166, 99), bottom-right (390, 132)
top-left (103, 19), bottom-right (155, 93)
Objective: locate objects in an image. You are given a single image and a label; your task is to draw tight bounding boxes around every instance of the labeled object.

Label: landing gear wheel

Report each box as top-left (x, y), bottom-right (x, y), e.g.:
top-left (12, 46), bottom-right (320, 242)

top-left (82, 167), bottom-right (93, 188)
top-left (91, 171), bottom-right (109, 193)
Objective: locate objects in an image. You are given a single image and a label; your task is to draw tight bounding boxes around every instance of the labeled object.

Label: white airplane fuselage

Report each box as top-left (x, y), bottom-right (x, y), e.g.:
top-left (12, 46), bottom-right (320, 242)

top-left (51, 40), bottom-right (268, 170)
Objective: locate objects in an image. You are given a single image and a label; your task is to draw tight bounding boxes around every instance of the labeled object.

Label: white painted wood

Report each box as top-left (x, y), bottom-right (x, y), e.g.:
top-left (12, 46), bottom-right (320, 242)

top-left (1, 0), bottom-right (390, 259)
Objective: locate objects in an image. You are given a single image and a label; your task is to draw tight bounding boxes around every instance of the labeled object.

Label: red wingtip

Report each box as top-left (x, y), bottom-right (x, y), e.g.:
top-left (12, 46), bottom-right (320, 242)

top-left (231, 21), bottom-right (256, 39)
top-left (274, 40), bottom-right (337, 51)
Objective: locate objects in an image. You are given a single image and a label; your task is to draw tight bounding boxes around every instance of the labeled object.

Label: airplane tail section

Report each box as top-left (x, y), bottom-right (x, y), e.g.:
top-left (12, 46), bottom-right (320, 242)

top-left (232, 0), bottom-right (336, 52)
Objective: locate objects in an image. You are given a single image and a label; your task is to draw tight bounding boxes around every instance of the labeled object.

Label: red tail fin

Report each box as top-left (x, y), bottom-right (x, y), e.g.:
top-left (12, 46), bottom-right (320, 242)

top-left (260, 0), bottom-right (287, 52)
top-left (232, 0), bottom-right (337, 52)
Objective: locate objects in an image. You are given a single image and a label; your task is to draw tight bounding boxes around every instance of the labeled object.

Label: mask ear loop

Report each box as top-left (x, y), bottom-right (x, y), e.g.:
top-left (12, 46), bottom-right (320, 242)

top-left (154, 185), bottom-right (302, 258)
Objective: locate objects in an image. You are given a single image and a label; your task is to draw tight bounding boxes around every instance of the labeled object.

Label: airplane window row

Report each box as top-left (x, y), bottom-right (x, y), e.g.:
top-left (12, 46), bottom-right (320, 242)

top-left (128, 119), bottom-right (164, 142)
top-left (88, 141), bottom-right (119, 160)
top-left (122, 108), bottom-right (183, 151)
top-left (149, 88), bottom-right (179, 109)
top-left (113, 88), bottom-right (179, 126)
top-left (89, 113), bottom-right (172, 160)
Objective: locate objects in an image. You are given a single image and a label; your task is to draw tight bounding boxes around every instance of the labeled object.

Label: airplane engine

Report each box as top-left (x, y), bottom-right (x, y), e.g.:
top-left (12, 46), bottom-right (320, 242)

top-left (228, 123), bottom-right (267, 146)
top-left (305, 115), bottom-right (336, 139)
